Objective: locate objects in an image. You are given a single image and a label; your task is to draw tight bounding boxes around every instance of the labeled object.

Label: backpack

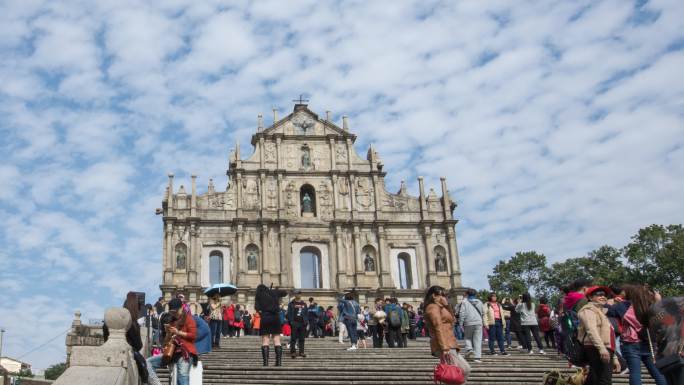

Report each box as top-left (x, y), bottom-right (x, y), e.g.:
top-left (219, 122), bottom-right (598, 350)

top-left (389, 307), bottom-right (401, 327)
top-left (560, 308), bottom-right (586, 365)
top-left (323, 311), bottom-right (330, 323)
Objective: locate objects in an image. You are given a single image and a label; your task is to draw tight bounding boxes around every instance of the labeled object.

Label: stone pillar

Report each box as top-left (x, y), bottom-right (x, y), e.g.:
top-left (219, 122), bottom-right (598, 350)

top-left (189, 223), bottom-right (199, 285)
top-left (167, 173), bottom-right (174, 217)
top-left (277, 173), bottom-right (284, 218)
top-left (236, 225), bottom-right (244, 282)
top-left (423, 225), bottom-right (437, 286)
top-left (329, 138), bottom-right (336, 170)
top-left (164, 222), bottom-right (174, 283)
top-left (440, 177), bottom-right (451, 220)
top-left (418, 176), bottom-right (427, 219)
top-left (328, 237), bottom-right (338, 289)
top-left (259, 172), bottom-right (266, 216)
top-left (261, 224), bottom-right (269, 283)
top-left (279, 224), bottom-right (288, 286)
top-left (276, 137), bottom-right (282, 169)
top-left (349, 174), bottom-right (357, 215)
top-left (236, 172), bottom-right (243, 217)
top-left (377, 226), bottom-right (392, 288)
top-left (345, 137), bottom-right (352, 169)
top-left (446, 226), bottom-right (462, 288)
top-left (190, 175), bottom-right (197, 217)
top-left (331, 174), bottom-right (339, 214)
top-left (353, 226), bottom-right (361, 284)
top-left (335, 225), bottom-right (347, 288)
top-left (372, 174), bottom-right (381, 220)
top-left (259, 136), bottom-right (265, 168)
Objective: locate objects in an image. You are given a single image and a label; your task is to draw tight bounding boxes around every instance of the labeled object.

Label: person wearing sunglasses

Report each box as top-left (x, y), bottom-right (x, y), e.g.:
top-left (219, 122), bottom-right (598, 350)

top-left (579, 286), bottom-right (620, 385)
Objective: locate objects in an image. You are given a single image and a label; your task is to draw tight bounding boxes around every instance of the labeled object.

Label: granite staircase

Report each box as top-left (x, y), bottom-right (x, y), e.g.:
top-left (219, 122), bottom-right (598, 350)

top-left (158, 336), bottom-right (655, 385)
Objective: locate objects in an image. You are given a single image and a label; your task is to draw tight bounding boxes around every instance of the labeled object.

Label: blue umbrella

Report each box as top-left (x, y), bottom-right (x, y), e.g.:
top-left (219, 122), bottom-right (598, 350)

top-left (204, 283), bottom-right (238, 297)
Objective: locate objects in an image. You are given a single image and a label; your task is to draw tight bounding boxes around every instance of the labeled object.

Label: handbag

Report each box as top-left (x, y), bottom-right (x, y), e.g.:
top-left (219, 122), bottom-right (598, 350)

top-left (433, 354), bottom-right (465, 385)
top-left (161, 337), bottom-right (178, 365)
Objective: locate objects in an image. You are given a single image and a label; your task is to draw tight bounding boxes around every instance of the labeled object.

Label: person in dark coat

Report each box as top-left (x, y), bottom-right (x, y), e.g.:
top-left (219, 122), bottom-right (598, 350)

top-left (287, 290), bottom-right (308, 358)
top-left (502, 297), bottom-right (523, 349)
top-left (255, 284), bottom-right (288, 366)
top-left (648, 296), bottom-right (684, 385)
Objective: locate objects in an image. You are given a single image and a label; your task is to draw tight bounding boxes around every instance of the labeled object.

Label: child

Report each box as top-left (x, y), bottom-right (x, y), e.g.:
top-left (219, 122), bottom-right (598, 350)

top-left (357, 313), bottom-right (368, 348)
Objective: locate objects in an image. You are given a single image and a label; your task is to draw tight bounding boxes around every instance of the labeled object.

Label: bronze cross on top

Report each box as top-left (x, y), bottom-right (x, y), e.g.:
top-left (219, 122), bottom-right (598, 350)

top-left (292, 94), bottom-right (309, 104)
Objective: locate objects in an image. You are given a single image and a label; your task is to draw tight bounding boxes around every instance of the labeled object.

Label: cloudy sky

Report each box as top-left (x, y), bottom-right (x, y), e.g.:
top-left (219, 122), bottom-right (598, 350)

top-left (1, 0), bottom-right (683, 371)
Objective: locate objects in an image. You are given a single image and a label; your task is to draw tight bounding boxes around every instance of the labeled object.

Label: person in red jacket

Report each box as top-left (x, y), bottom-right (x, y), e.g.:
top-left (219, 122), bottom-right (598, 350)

top-left (224, 303), bottom-right (236, 337)
top-left (537, 297), bottom-right (556, 349)
top-left (147, 298), bottom-right (197, 385)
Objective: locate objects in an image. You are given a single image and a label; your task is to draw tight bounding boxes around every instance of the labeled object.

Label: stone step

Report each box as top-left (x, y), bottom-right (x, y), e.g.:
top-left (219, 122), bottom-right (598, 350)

top-left (155, 336), bottom-right (656, 385)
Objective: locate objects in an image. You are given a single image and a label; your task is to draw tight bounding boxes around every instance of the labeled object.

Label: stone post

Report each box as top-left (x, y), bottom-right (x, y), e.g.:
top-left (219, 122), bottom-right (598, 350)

top-left (167, 173), bottom-right (174, 216)
top-left (190, 175), bottom-right (197, 217)
top-left (377, 226), bottom-right (392, 288)
top-left (440, 177), bottom-right (451, 220)
top-left (335, 225), bottom-right (347, 288)
top-left (418, 176), bottom-right (427, 219)
top-left (279, 224), bottom-right (288, 286)
top-left (261, 224), bottom-right (270, 283)
top-left (423, 225), bottom-right (437, 285)
top-left (446, 226), bottom-right (462, 288)
top-left (353, 226), bottom-right (361, 285)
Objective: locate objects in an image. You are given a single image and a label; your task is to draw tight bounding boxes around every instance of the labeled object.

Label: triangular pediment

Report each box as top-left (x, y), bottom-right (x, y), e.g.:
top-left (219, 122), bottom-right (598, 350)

top-left (255, 104), bottom-right (351, 141)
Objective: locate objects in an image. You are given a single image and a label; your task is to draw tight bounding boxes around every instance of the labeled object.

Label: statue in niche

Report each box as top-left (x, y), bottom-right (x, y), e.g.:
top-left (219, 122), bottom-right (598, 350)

top-left (338, 178), bottom-right (349, 210)
top-left (175, 244), bottom-right (187, 270)
top-left (435, 252), bottom-right (447, 272)
top-left (364, 253), bottom-right (375, 272)
top-left (301, 147), bottom-right (312, 169)
top-left (247, 249), bottom-right (258, 271)
top-left (302, 193), bottom-right (313, 213)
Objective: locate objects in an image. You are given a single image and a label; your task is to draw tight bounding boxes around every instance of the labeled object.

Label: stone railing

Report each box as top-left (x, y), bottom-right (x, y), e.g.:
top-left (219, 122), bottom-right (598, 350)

top-left (55, 308), bottom-right (140, 385)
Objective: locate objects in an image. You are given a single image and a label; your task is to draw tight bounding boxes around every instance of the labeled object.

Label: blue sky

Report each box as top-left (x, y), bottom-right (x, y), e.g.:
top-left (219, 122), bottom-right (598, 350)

top-left (1, 0), bottom-right (683, 371)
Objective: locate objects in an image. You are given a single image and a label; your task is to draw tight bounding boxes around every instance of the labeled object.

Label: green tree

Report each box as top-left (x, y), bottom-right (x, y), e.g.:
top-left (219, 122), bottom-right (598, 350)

top-left (624, 224), bottom-right (684, 296)
top-left (18, 368), bottom-right (34, 378)
top-left (44, 362), bottom-right (67, 380)
top-left (546, 245), bottom-right (629, 289)
top-left (487, 251), bottom-right (550, 298)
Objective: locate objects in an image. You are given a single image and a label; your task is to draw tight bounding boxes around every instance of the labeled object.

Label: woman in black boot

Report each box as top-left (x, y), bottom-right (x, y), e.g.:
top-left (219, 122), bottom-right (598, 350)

top-left (255, 284), bottom-right (288, 366)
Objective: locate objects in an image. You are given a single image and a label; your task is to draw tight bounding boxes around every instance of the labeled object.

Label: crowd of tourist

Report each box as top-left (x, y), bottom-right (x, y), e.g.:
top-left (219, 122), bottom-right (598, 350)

top-left (111, 278), bottom-right (682, 385)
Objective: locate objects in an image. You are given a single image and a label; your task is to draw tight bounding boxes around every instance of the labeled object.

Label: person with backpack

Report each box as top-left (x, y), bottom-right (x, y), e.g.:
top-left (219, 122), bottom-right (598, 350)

top-left (384, 297), bottom-right (403, 348)
top-left (484, 292), bottom-right (509, 356)
top-left (286, 290), bottom-right (308, 359)
top-left (516, 292), bottom-right (545, 355)
top-left (400, 303), bottom-right (410, 348)
top-left (337, 292), bottom-right (362, 351)
top-left (458, 288), bottom-right (485, 362)
top-left (537, 297), bottom-right (556, 350)
top-left (608, 284), bottom-right (667, 385)
top-left (579, 286), bottom-right (620, 385)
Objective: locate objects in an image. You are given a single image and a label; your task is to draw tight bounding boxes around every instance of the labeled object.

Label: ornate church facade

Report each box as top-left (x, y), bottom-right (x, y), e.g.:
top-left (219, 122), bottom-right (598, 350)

top-left (159, 103), bottom-right (463, 308)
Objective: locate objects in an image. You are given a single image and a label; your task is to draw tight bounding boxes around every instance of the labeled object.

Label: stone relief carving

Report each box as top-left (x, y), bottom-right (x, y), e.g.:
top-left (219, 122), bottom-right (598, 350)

top-left (338, 177), bottom-right (349, 210)
top-left (336, 144), bottom-right (347, 162)
top-left (267, 180), bottom-right (277, 209)
top-left (175, 243), bottom-right (187, 270)
top-left (285, 181), bottom-right (298, 217)
top-left (355, 177), bottom-right (373, 209)
top-left (301, 146), bottom-right (312, 169)
top-left (242, 179), bottom-right (260, 209)
top-left (247, 246), bottom-right (258, 271)
top-left (435, 250), bottom-right (447, 272)
top-left (319, 181), bottom-right (332, 218)
top-left (292, 113), bottom-right (315, 135)
top-left (364, 253), bottom-right (375, 272)
top-left (264, 142), bottom-right (276, 162)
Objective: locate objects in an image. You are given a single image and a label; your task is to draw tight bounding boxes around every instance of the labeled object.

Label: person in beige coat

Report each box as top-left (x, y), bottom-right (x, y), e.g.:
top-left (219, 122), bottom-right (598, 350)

top-left (578, 286), bottom-right (620, 385)
top-left (483, 293), bottom-right (509, 356)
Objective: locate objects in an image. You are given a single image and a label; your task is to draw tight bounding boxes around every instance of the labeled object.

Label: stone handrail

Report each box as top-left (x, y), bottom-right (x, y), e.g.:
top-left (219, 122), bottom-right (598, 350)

top-left (54, 308), bottom-right (140, 385)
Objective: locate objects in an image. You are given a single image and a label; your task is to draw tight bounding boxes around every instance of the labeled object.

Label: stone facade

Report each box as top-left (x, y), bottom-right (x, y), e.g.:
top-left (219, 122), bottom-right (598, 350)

top-left (159, 103), bottom-right (463, 309)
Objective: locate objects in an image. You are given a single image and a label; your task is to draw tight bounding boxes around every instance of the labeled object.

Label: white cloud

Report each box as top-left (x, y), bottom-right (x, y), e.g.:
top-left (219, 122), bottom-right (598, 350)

top-left (0, 0), bottom-right (683, 371)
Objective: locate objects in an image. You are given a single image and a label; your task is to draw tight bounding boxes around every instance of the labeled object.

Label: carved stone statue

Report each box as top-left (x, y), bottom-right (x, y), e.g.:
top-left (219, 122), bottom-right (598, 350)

top-left (247, 250), bottom-right (258, 271)
top-left (302, 148), bottom-right (311, 168)
top-left (435, 253), bottom-right (447, 272)
top-left (302, 193), bottom-right (313, 213)
top-left (175, 244), bottom-right (187, 270)
top-left (364, 253), bottom-right (375, 272)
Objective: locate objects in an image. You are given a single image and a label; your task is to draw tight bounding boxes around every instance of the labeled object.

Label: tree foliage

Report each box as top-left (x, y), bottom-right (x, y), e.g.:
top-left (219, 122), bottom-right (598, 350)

top-left (487, 224), bottom-right (684, 298)
top-left (44, 362), bottom-right (67, 380)
top-left (487, 251), bottom-right (550, 297)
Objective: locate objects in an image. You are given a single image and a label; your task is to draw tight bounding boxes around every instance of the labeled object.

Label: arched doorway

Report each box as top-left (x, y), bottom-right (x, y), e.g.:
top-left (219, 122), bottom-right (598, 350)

top-left (397, 252), bottom-right (413, 289)
top-left (209, 250), bottom-right (223, 285)
top-left (300, 246), bottom-right (322, 289)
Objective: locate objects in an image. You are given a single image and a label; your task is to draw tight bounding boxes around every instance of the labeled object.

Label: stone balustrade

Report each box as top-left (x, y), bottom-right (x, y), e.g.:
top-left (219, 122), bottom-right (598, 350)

top-left (55, 308), bottom-right (140, 385)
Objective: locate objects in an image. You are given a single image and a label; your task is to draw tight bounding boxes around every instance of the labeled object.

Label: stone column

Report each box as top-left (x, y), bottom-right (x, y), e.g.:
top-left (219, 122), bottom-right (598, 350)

top-left (236, 173), bottom-right (243, 217)
top-left (446, 226), bottom-right (462, 287)
top-left (189, 224), bottom-right (199, 285)
top-left (190, 175), bottom-right (197, 217)
top-left (418, 176), bottom-right (427, 219)
top-left (349, 175), bottom-right (357, 215)
top-left (235, 225), bottom-right (244, 284)
top-left (261, 224), bottom-right (269, 283)
top-left (276, 137), bottom-right (282, 169)
top-left (345, 137), bottom-right (352, 169)
top-left (372, 174), bottom-right (381, 220)
top-left (329, 138), bottom-right (336, 170)
top-left (335, 225), bottom-right (347, 288)
top-left (377, 226), bottom-right (392, 288)
top-left (279, 224), bottom-right (289, 286)
top-left (167, 173), bottom-right (174, 217)
top-left (423, 225), bottom-right (437, 286)
top-left (259, 172), bottom-right (266, 216)
top-left (164, 222), bottom-right (174, 283)
top-left (328, 237), bottom-right (338, 289)
top-left (259, 136), bottom-right (265, 169)
top-left (277, 173), bottom-right (284, 218)
top-left (440, 177), bottom-right (451, 220)
top-left (331, 174), bottom-right (339, 213)
top-left (353, 226), bottom-right (361, 284)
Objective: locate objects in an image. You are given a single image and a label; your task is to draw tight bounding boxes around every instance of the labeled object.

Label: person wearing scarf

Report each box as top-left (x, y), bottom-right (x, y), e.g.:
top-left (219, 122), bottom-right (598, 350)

top-left (579, 286), bottom-right (620, 385)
